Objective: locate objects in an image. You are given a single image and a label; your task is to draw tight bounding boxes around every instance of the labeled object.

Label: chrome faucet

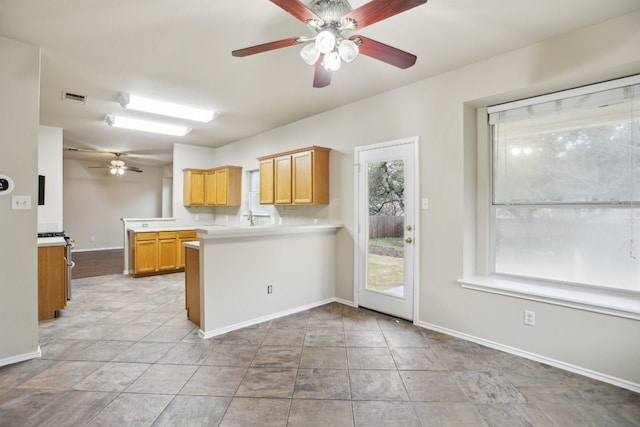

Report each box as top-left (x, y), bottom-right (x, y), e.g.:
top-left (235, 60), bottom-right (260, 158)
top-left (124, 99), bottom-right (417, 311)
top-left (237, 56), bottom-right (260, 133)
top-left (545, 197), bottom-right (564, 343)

top-left (248, 209), bottom-right (255, 227)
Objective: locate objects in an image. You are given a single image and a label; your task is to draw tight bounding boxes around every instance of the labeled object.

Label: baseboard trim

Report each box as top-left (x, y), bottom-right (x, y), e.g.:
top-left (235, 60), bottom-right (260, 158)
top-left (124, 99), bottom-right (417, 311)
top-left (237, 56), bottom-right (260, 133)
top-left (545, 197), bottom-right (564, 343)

top-left (199, 298), bottom-right (337, 340)
top-left (72, 247), bottom-right (124, 253)
top-left (0, 347), bottom-right (41, 368)
top-left (335, 297), bottom-right (356, 307)
top-left (415, 320), bottom-right (640, 393)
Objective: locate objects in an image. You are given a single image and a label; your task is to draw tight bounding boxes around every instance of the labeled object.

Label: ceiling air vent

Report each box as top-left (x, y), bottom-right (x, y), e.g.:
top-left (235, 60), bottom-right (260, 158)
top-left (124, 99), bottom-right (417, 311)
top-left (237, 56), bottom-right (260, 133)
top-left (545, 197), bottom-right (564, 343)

top-left (62, 91), bottom-right (87, 104)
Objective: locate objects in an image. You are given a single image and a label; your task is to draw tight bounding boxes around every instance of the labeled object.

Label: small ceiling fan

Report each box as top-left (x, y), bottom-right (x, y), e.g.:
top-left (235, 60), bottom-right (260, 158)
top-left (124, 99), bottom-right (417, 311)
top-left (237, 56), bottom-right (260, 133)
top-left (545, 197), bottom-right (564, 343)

top-left (91, 153), bottom-right (143, 176)
top-left (64, 147), bottom-right (143, 175)
top-left (232, 0), bottom-right (428, 88)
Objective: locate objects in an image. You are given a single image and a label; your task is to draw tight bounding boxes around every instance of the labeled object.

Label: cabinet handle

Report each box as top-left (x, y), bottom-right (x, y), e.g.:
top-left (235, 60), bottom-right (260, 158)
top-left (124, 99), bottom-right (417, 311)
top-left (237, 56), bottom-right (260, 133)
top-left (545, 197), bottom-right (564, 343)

top-left (405, 237), bottom-right (413, 244)
top-left (406, 225), bottom-right (413, 231)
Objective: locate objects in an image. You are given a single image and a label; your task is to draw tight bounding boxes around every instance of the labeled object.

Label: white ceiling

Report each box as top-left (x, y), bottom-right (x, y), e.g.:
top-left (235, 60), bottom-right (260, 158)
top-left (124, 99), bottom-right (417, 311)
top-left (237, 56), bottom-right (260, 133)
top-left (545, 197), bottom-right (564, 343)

top-left (1, 0), bottom-right (639, 166)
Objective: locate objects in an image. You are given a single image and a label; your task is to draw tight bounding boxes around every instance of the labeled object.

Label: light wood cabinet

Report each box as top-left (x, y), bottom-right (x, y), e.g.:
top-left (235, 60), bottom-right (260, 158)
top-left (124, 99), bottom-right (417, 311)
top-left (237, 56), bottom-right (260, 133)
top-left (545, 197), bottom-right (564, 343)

top-left (178, 230), bottom-right (198, 269)
top-left (184, 246), bottom-right (200, 327)
top-left (274, 155), bottom-right (292, 204)
top-left (205, 169), bottom-right (217, 206)
top-left (258, 146), bottom-right (330, 205)
top-left (183, 169), bottom-right (206, 206)
top-left (158, 231), bottom-right (178, 271)
top-left (184, 166), bottom-right (242, 207)
top-left (259, 158), bottom-right (275, 204)
top-left (132, 232), bottom-right (158, 275)
top-left (38, 245), bottom-right (67, 320)
top-left (130, 229), bottom-right (198, 277)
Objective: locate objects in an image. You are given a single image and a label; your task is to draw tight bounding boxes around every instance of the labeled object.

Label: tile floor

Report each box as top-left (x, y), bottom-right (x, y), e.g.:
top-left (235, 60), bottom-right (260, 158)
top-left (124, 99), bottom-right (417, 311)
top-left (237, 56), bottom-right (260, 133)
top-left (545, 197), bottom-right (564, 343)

top-left (1, 272), bottom-right (638, 426)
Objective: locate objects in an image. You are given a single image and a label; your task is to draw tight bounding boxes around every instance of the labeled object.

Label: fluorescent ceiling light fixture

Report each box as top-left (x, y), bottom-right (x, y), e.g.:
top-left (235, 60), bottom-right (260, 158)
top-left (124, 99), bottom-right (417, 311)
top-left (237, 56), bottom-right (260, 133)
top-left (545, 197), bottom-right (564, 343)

top-left (118, 93), bottom-right (215, 122)
top-left (105, 115), bottom-right (191, 136)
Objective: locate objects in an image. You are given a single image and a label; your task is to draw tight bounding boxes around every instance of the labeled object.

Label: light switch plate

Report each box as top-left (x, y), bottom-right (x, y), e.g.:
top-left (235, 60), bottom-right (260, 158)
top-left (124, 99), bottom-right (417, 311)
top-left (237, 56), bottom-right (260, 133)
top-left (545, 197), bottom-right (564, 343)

top-left (12, 195), bottom-right (31, 210)
top-left (421, 198), bottom-right (430, 210)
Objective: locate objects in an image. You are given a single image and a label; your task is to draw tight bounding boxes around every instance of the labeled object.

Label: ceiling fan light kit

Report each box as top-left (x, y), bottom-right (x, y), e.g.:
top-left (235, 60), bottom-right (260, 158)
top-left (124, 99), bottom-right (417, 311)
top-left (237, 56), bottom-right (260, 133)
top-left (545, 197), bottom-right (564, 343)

top-left (233, 0), bottom-right (428, 87)
top-left (105, 114), bottom-right (192, 137)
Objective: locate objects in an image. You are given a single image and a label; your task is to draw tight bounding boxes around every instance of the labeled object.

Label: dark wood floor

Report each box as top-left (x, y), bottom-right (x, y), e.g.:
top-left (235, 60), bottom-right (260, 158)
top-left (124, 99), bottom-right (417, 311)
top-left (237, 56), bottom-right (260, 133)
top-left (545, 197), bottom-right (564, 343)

top-left (71, 249), bottom-right (123, 279)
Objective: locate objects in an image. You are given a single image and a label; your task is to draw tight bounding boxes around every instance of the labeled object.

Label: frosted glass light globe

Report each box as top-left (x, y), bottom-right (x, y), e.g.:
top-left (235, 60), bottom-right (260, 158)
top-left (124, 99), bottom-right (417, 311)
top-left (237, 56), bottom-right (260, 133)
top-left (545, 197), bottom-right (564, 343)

top-left (300, 43), bottom-right (320, 65)
top-left (323, 51), bottom-right (341, 71)
top-left (338, 39), bottom-right (359, 62)
top-left (315, 30), bottom-right (337, 54)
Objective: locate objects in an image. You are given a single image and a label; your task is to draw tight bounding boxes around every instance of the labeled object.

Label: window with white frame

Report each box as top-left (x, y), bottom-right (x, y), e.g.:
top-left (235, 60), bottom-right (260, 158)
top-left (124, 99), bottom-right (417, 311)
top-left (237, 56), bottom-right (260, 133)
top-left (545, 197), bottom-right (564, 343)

top-left (488, 76), bottom-right (640, 293)
top-left (247, 169), bottom-right (268, 215)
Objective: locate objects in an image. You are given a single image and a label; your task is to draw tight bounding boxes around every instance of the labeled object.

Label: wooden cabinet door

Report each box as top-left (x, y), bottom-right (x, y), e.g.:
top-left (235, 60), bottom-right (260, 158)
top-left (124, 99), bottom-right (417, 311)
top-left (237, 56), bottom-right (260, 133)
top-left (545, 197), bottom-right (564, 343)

top-left (38, 245), bottom-right (66, 320)
top-left (215, 168), bottom-right (228, 205)
top-left (205, 169), bottom-right (216, 206)
top-left (184, 246), bottom-right (201, 327)
top-left (274, 155), bottom-right (292, 204)
top-left (177, 231), bottom-right (197, 269)
top-left (158, 232), bottom-right (178, 271)
top-left (184, 169), bottom-right (205, 206)
top-left (135, 235), bottom-right (158, 275)
top-left (292, 150), bottom-right (313, 204)
top-left (259, 158), bottom-right (275, 204)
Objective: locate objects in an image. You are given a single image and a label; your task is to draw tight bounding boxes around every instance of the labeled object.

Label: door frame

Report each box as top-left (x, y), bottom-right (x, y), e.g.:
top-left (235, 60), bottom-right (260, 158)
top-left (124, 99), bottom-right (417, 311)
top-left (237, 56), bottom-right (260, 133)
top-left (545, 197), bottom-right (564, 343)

top-left (353, 136), bottom-right (420, 323)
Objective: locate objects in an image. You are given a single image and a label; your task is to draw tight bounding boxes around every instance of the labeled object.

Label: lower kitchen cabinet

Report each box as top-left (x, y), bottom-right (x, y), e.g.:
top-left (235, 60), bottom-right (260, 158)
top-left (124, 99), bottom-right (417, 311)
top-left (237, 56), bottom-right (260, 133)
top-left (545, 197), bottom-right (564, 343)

top-left (38, 245), bottom-right (67, 320)
top-left (178, 230), bottom-right (197, 269)
top-left (129, 229), bottom-right (198, 277)
top-left (158, 232), bottom-right (178, 271)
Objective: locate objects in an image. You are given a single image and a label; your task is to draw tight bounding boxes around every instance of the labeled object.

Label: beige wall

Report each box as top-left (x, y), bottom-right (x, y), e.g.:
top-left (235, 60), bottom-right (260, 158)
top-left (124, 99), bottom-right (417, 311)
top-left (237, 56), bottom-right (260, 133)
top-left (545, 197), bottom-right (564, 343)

top-left (37, 126), bottom-right (64, 233)
top-left (212, 12), bottom-right (640, 386)
top-left (0, 37), bottom-right (41, 364)
top-left (63, 158), bottom-right (163, 250)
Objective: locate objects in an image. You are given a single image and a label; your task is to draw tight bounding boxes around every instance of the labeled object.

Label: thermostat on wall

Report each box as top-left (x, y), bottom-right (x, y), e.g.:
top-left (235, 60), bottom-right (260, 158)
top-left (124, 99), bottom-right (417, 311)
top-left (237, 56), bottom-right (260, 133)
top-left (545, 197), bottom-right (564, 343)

top-left (0, 175), bottom-right (15, 195)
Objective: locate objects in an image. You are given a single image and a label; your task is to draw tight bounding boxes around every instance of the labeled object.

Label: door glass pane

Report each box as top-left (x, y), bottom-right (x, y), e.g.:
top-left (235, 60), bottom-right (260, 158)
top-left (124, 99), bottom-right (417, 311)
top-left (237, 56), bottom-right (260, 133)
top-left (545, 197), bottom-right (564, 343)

top-left (367, 160), bottom-right (405, 297)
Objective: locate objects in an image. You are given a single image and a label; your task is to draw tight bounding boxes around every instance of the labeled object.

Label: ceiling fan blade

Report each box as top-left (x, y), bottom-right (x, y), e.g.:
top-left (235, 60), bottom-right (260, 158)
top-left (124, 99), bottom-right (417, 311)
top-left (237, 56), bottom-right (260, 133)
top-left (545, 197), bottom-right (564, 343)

top-left (343, 0), bottom-right (427, 30)
top-left (313, 57), bottom-right (332, 88)
top-left (123, 166), bottom-right (143, 173)
top-left (270, 0), bottom-right (323, 25)
top-left (351, 36), bottom-right (417, 69)
top-left (232, 37), bottom-right (303, 57)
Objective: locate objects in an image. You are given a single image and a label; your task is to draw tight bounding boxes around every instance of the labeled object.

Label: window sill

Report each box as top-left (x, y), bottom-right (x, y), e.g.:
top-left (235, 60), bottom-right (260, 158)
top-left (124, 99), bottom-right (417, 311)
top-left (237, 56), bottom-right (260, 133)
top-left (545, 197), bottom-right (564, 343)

top-left (458, 275), bottom-right (640, 321)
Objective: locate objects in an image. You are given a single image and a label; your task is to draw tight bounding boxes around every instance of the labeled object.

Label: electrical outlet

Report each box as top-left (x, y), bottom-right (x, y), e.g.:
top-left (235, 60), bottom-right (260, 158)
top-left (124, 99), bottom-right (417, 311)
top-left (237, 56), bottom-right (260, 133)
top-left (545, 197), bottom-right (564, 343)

top-left (90, 235), bottom-right (95, 242)
top-left (267, 285), bottom-right (273, 294)
top-left (524, 310), bottom-right (536, 326)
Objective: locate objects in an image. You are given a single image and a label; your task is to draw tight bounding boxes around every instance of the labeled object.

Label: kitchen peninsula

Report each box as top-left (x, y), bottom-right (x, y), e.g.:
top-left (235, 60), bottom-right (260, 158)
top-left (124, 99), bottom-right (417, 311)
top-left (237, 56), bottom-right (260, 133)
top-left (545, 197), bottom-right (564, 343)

top-left (189, 224), bottom-right (342, 338)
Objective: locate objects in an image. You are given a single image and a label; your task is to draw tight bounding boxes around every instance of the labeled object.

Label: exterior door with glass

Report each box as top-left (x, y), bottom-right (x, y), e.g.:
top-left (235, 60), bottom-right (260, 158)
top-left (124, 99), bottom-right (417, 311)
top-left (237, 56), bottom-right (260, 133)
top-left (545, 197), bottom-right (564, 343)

top-left (355, 138), bottom-right (417, 321)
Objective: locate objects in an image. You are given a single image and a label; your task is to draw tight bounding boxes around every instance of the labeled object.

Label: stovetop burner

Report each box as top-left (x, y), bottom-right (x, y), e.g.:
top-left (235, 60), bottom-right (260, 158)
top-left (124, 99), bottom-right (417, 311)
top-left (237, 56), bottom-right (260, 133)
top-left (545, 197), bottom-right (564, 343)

top-left (37, 231), bottom-right (66, 238)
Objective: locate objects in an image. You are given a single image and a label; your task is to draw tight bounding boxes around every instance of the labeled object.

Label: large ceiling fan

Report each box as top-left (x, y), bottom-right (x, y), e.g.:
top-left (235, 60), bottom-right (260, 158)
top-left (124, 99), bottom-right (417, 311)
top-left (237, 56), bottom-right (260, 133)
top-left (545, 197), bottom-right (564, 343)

top-left (64, 147), bottom-right (143, 175)
top-left (232, 0), bottom-right (428, 88)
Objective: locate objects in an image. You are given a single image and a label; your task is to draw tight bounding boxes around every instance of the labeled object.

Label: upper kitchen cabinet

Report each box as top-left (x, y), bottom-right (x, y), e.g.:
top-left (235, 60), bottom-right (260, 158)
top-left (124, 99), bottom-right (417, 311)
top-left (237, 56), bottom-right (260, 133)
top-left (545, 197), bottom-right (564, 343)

top-left (258, 146), bottom-right (330, 205)
top-left (211, 166), bottom-right (242, 206)
top-left (183, 169), bottom-right (206, 206)
top-left (259, 158), bottom-right (275, 204)
top-left (183, 166), bottom-right (242, 207)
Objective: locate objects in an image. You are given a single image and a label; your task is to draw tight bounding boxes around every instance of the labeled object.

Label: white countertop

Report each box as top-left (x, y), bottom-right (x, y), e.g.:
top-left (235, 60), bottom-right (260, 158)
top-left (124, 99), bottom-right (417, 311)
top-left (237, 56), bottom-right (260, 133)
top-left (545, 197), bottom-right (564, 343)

top-left (37, 237), bottom-right (67, 247)
top-left (127, 225), bottom-right (203, 233)
top-left (183, 241), bottom-right (200, 249)
top-left (197, 224), bottom-right (343, 240)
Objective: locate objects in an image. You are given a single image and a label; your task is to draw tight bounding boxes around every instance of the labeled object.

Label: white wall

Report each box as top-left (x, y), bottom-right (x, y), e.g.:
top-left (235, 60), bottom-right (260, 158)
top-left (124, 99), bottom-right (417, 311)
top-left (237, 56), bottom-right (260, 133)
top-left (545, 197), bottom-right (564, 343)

top-left (0, 36), bottom-right (41, 365)
top-left (37, 126), bottom-right (63, 233)
top-left (172, 143), bottom-right (218, 224)
top-left (210, 12), bottom-right (640, 386)
top-left (200, 230), bottom-right (337, 335)
top-left (63, 158), bottom-right (163, 250)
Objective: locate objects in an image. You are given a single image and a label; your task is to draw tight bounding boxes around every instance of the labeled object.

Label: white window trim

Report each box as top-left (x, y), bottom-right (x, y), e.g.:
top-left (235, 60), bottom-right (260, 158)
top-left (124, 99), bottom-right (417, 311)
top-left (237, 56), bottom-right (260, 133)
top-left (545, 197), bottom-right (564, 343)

top-left (459, 275), bottom-right (640, 321)
top-left (461, 75), bottom-right (640, 320)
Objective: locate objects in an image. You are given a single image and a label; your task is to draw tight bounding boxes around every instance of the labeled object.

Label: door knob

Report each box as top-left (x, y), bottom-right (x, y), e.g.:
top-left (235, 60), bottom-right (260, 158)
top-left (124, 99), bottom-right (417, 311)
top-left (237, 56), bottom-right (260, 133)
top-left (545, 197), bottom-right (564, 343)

top-left (405, 237), bottom-right (413, 244)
